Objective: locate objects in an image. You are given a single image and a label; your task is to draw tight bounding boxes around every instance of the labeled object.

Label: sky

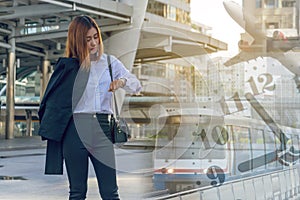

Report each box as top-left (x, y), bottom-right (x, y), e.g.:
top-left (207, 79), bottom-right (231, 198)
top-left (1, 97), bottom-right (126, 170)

top-left (190, 0), bottom-right (244, 57)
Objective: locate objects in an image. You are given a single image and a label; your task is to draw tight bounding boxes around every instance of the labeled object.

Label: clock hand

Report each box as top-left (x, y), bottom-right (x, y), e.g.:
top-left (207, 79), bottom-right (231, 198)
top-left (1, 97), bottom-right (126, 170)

top-left (244, 92), bottom-right (288, 150)
top-left (238, 93), bottom-right (300, 172)
top-left (238, 147), bottom-right (300, 172)
top-left (238, 151), bottom-right (277, 172)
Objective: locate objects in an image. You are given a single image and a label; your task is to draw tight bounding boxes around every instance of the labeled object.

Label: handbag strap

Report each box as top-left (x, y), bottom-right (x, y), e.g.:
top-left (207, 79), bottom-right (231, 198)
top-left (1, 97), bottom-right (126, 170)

top-left (107, 55), bottom-right (120, 119)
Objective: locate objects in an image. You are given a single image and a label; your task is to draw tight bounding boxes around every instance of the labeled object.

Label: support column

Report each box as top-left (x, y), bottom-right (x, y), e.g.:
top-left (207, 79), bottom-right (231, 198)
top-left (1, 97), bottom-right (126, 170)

top-left (40, 57), bottom-right (50, 99)
top-left (5, 27), bottom-right (16, 139)
top-left (297, 0), bottom-right (300, 35)
top-left (103, 0), bottom-right (148, 110)
top-left (104, 0), bottom-right (148, 69)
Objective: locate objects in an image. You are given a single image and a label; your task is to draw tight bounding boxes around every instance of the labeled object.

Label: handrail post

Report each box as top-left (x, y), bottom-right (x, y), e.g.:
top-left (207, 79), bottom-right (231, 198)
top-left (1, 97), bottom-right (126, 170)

top-left (25, 109), bottom-right (32, 136)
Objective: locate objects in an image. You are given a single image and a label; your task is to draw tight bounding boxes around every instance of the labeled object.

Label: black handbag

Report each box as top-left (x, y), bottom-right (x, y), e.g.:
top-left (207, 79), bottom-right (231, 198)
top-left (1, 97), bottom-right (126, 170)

top-left (110, 115), bottom-right (130, 144)
top-left (107, 55), bottom-right (130, 143)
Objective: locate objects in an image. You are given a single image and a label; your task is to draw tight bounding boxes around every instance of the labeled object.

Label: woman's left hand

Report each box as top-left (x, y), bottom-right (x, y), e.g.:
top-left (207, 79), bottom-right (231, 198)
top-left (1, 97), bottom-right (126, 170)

top-left (108, 79), bottom-right (126, 92)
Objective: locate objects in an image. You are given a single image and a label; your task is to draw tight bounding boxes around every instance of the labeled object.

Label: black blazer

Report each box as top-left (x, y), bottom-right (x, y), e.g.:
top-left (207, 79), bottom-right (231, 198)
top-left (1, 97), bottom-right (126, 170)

top-left (38, 57), bottom-right (90, 140)
top-left (38, 57), bottom-right (89, 174)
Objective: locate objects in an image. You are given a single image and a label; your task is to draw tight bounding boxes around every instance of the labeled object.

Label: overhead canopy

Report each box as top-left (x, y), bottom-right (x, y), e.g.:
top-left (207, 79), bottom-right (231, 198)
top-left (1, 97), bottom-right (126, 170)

top-left (136, 19), bottom-right (227, 63)
top-left (0, 0), bottom-right (133, 67)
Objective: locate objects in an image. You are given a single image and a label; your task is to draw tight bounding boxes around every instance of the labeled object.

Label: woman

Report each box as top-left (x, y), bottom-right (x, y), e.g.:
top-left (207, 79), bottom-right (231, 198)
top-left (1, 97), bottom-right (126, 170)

top-left (38, 15), bottom-right (141, 200)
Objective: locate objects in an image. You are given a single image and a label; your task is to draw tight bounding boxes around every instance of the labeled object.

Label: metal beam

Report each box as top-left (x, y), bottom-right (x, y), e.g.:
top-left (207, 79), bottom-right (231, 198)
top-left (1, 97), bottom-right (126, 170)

top-left (50, 0), bottom-right (133, 17)
top-left (15, 31), bottom-right (67, 43)
top-left (77, 6), bottom-right (131, 22)
top-left (0, 41), bottom-right (45, 57)
top-left (15, 21), bottom-right (132, 43)
top-left (16, 46), bottom-right (45, 57)
top-left (0, 27), bottom-right (11, 34)
top-left (0, 4), bottom-right (72, 20)
top-left (22, 41), bottom-right (49, 50)
top-left (39, 0), bottom-right (132, 22)
top-left (0, 41), bottom-right (11, 48)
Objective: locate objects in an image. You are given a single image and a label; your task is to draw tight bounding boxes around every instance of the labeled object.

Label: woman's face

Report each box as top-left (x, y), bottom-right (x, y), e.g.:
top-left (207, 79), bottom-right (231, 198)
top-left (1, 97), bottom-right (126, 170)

top-left (86, 27), bottom-right (99, 55)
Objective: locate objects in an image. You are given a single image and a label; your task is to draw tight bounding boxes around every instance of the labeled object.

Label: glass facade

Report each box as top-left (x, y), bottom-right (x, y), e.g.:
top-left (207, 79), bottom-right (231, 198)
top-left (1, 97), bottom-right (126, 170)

top-left (265, 0), bottom-right (278, 8)
top-left (137, 61), bottom-right (209, 101)
top-left (256, 0), bottom-right (296, 8)
top-left (282, 0), bottom-right (296, 7)
top-left (147, 0), bottom-right (191, 24)
top-left (250, 0), bottom-right (298, 33)
top-left (256, 0), bottom-right (263, 8)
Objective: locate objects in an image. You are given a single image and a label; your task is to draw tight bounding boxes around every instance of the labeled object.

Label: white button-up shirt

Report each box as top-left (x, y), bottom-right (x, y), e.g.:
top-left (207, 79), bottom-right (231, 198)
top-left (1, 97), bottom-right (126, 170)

top-left (74, 54), bottom-right (141, 114)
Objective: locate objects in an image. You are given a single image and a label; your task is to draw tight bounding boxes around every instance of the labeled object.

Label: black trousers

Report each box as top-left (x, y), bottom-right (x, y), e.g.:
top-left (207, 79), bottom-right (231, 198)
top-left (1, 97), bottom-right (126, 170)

top-left (63, 114), bottom-right (119, 200)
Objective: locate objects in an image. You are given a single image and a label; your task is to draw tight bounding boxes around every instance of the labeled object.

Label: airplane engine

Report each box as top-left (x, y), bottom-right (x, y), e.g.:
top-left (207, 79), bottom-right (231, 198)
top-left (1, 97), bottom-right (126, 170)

top-left (273, 30), bottom-right (287, 41)
top-left (238, 40), bottom-right (250, 50)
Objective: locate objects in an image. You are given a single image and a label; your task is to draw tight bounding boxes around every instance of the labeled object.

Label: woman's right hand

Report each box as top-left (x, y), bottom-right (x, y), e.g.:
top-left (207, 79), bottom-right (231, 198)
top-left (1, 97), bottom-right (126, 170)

top-left (108, 79), bottom-right (126, 92)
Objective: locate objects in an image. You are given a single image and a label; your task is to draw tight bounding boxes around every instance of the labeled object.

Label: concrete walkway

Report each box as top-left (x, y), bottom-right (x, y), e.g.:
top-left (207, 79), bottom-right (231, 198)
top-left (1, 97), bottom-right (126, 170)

top-left (0, 136), bottom-right (47, 151)
top-left (0, 136), bottom-right (154, 200)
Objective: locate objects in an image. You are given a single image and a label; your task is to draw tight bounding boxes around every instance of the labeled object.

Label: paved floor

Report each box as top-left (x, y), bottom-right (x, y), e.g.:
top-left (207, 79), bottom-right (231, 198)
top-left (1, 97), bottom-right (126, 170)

top-left (0, 136), bottom-right (154, 200)
top-left (0, 136), bottom-right (47, 151)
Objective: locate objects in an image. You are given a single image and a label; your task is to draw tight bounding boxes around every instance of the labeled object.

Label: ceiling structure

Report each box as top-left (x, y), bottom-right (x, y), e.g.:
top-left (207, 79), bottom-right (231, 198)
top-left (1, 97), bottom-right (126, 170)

top-left (0, 0), bottom-right (133, 68)
top-left (0, 0), bottom-right (227, 69)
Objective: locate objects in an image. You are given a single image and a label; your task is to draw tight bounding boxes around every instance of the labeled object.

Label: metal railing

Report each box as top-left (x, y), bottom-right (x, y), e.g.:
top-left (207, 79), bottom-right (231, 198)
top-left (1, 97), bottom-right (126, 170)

top-left (146, 165), bottom-right (300, 200)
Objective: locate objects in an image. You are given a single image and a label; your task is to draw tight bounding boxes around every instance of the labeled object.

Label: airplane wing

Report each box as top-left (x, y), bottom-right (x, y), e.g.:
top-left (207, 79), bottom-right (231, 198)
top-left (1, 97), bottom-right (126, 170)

top-left (223, 51), bottom-right (265, 66)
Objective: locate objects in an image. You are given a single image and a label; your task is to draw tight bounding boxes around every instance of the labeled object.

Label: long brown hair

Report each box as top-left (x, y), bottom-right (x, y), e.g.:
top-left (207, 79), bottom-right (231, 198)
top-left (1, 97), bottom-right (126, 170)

top-left (65, 15), bottom-right (103, 69)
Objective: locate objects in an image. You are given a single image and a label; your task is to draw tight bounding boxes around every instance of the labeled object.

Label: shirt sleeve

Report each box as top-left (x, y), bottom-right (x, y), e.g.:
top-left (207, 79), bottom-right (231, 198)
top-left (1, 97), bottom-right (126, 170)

top-left (110, 55), bottom-right (142, 94)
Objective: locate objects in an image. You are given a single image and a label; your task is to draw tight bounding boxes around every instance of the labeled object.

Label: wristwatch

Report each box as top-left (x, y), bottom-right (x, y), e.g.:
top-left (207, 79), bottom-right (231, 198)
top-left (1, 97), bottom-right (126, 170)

top-left (118, 78), bottom-right (127, 87)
